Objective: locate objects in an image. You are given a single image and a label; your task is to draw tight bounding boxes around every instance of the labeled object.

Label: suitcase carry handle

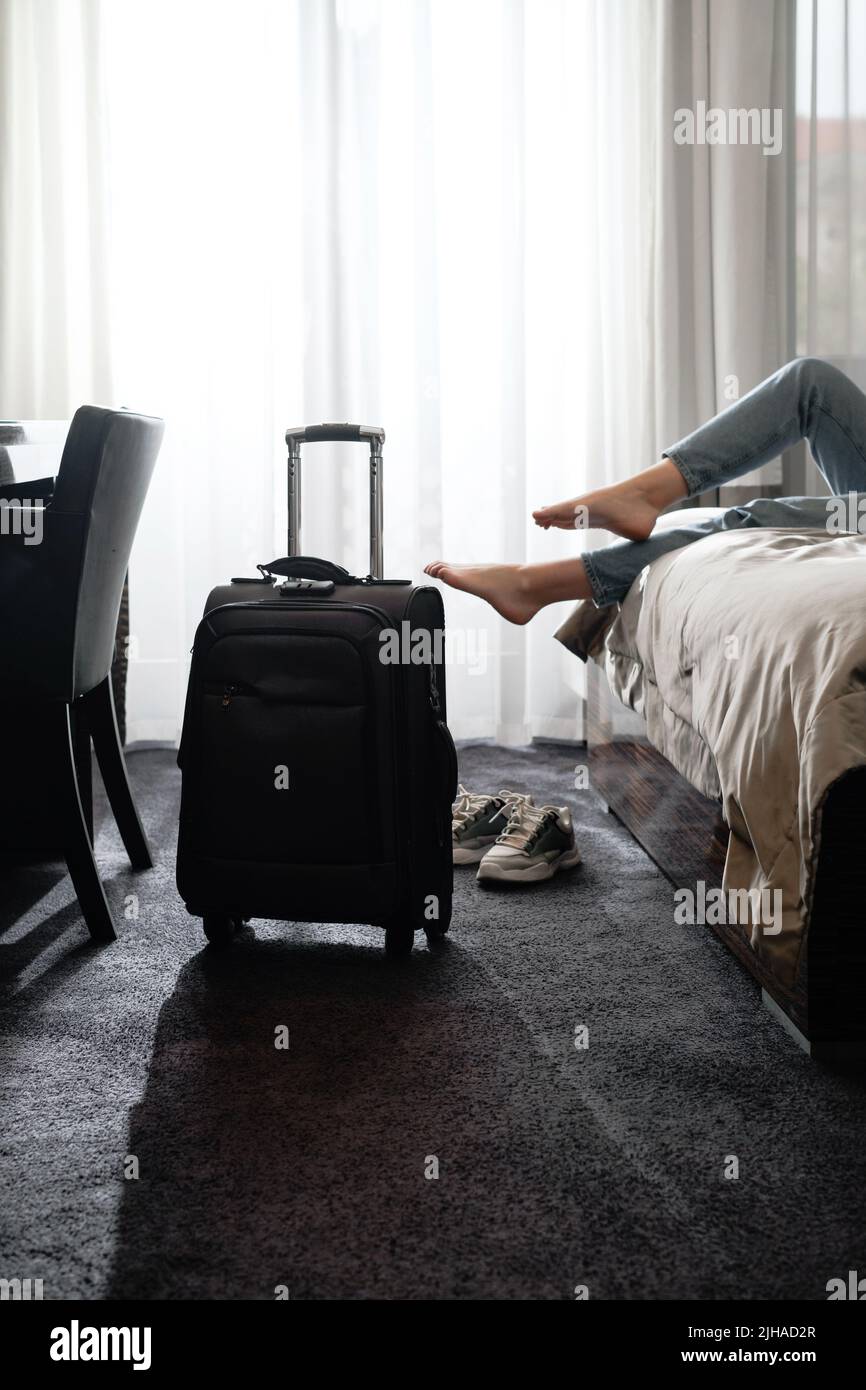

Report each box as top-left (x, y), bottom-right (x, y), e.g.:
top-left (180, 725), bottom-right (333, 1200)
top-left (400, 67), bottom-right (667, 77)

top-left (286, 423), bottom-right (385, 445)
top-left (258, 556), bottom-right (356, 584)
top-left (284, 422), bottom-right (385, 579)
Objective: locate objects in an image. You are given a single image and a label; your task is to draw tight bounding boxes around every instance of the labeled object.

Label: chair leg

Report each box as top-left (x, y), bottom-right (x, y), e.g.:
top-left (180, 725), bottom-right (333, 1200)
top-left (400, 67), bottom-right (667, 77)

top-left (83, 676), bottom-right (153, 871)
top-left (56, 707), bottom-right (116, 943)
top-left (70, 704), bottom-right (94, 844)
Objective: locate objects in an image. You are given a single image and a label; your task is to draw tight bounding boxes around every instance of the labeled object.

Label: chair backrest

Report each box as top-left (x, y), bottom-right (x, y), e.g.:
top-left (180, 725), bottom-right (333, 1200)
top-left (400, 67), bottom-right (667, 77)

top-left (52, 406), bottom-right (165, 701)
top-left (0, 406), bottom-right (164, 703)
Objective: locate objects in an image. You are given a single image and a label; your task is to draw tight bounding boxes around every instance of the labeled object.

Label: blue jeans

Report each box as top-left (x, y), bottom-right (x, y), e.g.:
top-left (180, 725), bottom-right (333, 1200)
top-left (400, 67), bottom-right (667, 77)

top-left (583, 357), bottom-right (866, 605)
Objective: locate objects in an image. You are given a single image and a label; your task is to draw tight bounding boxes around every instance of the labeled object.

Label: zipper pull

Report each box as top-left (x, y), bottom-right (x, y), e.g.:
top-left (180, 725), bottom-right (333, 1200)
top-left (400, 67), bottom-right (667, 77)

top-left (222, 683), bottom-right (238, 711)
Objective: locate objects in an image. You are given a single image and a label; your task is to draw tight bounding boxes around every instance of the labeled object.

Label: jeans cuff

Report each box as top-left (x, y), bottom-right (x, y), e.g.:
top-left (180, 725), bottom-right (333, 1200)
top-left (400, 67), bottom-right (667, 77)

top-left (662, 447), bottom-right (702, 497)
top-left (581, 550), bottom-right (612, 607)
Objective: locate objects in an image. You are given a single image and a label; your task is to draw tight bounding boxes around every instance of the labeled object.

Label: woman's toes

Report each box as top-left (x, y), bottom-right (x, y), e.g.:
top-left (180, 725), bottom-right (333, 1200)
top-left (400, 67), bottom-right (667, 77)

top-left (532, 502), bottom-right (577, 530)
top-left (426, 562), bottom-right (466, 596)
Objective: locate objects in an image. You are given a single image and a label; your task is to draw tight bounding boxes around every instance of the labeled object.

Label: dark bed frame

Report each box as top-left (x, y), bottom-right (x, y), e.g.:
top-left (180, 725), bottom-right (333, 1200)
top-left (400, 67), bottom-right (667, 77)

top-left (586, 661), bottom-right (866, 1062)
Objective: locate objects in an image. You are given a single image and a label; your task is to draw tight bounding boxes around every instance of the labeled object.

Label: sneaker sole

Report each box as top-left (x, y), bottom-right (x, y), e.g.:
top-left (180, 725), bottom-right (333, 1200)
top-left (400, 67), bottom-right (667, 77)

top-left (476, 844), bottom-right (582, 884)
top-left (453, 839), bottom-right (497, 865)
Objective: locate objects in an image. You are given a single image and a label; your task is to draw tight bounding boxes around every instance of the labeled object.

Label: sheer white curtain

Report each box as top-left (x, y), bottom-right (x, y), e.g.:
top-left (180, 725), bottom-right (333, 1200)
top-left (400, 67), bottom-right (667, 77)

top-left (0, 0), bottom-right (114, 410)
top-left (796, 0), bottom-right (866, 370)
top-left (3, 0), bottom-right (660, 744)
top-left (1, 0), bottom-right (791, 744)
top-left (653, 0), bottom-right (793, 499)
top-left (108, 0), bottom-right (661, 746)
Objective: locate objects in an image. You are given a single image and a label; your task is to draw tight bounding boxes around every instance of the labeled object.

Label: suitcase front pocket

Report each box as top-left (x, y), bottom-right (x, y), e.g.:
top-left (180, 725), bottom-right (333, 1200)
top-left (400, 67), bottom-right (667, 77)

top-left (196, 631), bottom-right (388, 866)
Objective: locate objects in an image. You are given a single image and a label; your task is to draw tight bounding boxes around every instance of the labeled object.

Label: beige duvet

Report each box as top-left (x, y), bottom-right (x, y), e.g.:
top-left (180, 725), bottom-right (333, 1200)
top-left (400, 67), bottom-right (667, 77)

top-left (556, 519), bottom-right (866, 987)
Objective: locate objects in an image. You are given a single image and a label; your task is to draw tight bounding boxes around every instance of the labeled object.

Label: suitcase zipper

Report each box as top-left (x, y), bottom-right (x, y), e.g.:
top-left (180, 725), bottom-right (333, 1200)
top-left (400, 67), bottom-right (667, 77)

top-left (202, 682), bottom-right (254, 711)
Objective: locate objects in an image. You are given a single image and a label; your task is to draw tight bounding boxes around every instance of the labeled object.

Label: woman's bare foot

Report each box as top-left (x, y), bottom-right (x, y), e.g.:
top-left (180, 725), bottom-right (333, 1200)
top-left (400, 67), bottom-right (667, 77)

top-left (423, 562), bottom-right (541, 624)
top-left (532, 481), bottom-right (659, 540)
top-left (532, 457), bottom-right (689, 541)
top-left (424, 556), bottom-right (593, 623)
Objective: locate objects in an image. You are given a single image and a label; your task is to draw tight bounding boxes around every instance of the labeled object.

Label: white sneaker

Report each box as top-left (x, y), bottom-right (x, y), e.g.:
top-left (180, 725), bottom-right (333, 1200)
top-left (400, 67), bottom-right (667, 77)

top-left (451, 786), bottom-right (533, 864)
top-left (476, 801), bottom-right (581, 884)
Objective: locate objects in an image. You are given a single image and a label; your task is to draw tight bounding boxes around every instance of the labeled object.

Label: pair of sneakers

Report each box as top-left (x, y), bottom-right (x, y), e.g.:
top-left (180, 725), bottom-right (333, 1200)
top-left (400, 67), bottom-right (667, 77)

top-left (452, 785), bottom-right (582, 884)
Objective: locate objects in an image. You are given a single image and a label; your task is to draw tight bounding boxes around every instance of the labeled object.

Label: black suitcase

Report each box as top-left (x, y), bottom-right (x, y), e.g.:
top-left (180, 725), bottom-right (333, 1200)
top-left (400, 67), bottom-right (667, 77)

top-left (176, 423), bottom-right (457, 955)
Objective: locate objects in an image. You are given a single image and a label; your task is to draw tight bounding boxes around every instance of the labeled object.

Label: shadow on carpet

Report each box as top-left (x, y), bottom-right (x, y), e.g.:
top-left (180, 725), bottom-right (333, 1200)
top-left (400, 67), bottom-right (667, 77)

top-left (2, 744), bottom-right (866, 1300)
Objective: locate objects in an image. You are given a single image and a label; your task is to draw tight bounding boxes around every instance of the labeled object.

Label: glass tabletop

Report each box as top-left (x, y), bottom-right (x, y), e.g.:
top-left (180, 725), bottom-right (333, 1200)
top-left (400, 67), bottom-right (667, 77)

top-left (0, 420), bottom-right (68, 482)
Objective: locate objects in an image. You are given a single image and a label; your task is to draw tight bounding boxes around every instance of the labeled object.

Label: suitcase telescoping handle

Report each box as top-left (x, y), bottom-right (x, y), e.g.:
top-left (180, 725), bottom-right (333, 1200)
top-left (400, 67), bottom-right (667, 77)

top-left (285, 423), bottom-right (386, 580)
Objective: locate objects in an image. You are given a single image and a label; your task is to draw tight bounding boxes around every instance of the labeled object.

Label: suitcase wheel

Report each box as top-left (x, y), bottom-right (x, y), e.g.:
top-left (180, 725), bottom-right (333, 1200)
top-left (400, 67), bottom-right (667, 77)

top-left (202, 914), bottom-right (245, 947)
top-left (384, 921), bottom-right (416, 958)
top-left (423, 921), bottom-right (449, 944)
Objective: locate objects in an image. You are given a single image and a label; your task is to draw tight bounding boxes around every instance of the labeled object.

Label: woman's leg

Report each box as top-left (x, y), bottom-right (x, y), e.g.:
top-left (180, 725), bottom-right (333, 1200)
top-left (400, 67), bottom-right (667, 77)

top-left (583, 495), bottom-right (840, 606)
top-left (426, 358), bottom-right (866, 618)
top-left (423, 558), bottom-right (594, 624)
top-left (532, 459), bottom-right (687, 539)
top-left (426, 493), bottom-right (845, 617)
top-left (534, 356), bottom-right (866, 538)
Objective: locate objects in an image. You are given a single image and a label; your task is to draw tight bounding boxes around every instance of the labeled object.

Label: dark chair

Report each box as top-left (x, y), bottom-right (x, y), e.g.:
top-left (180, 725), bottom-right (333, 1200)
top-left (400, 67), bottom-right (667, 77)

top-left (0, 406), bottom-right (165, 942)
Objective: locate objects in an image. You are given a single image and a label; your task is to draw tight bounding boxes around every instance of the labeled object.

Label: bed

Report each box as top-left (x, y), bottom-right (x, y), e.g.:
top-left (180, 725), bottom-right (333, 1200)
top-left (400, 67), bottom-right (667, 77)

top-left (556, 509), bottom-right (866, 1061)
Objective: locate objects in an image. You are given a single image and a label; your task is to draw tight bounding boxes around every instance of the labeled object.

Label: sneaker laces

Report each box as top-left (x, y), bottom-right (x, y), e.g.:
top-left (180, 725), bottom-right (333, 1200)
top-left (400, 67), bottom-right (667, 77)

top-left (495, 800), bottom-right (557, 852)
top-left (452, 786), bottom-right (530, 833)
top-left (452, 784), bottom-right (497, 832)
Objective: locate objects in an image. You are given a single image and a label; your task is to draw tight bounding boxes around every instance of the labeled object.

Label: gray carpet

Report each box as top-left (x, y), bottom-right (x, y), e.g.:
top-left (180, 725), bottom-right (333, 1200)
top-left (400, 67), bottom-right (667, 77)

top-left (1, 743), bottom-right (865, 1301)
